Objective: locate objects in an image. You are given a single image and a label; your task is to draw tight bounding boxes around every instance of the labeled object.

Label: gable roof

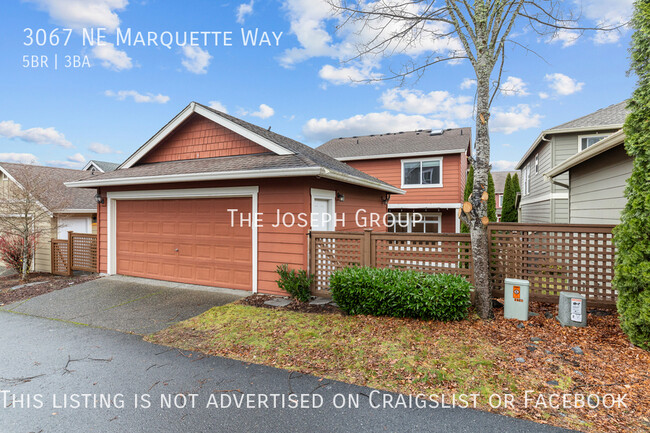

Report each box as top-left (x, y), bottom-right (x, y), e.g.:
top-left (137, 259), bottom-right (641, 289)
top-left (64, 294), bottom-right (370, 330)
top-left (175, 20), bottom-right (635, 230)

top-left (317, 127), bottom-right (471, 160)
top-left (0, 162), bottom-right (96, 213)
top-left (83, 160), bottom-right (119, 173)
top-left (66, 103), bottom-right (403, 194)
top-left (491, 171), bottom-right (519, 194)
top-left (516, 101), bottom-right (629, 170)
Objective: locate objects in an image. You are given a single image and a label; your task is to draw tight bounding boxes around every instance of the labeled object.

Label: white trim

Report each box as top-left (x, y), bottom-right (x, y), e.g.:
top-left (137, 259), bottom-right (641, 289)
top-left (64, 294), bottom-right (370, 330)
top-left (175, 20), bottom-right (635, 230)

top-left (388, 211), bottom-right (441, 233)
top-left (336, 148), bottom-right (466, 161)
top-left (455, 211), bottom-right (460, 233)
top-left (400, 157), bottom-right (443, 189)
top-left (310, 188), bottom-right (336, 231)
top-left (515, 124), bottom-right (623, 169)
top-left (519, 192), bottom-right (569, 205)
top-left (387, 203), bottom-right (461, 209)
top-left (545, 129), bottom-right (625, 179)
top-left (65, 166), bottom-right (405, 195)
top-left (83, 161), bottom-right (104, 172)
top-left (577, 133), bottom-right (610, 153)
top-left (120, 102), bottom-right (293, 169)
top-left (106, 186), bottom-right (259, 293)
top-left (56, 209), bottom-right (96, 214)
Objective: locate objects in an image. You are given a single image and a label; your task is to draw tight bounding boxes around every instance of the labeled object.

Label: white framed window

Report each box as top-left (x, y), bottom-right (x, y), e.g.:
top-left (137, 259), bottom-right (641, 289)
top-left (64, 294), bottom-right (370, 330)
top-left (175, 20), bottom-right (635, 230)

top-left (522, 165), bottom-right (530, 196)
top-left (401, 157), bottom-right (442, 188)
top-left (534, 154), bottom-right (539, 174)
top-left (310, 188), bottom-right (336, 231)
top-left (497, 194), bottom-right (502, 208)
top-left (388, 212), bottom-right (441, 233)
top-left (578, 134), bottom-right (608, 152)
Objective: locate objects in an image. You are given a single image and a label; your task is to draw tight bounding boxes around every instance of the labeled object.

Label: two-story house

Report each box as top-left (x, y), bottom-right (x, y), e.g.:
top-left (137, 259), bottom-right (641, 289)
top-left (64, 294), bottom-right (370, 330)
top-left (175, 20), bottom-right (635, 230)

top-left (515, 101), bottom-right (628, 223)
top-left (317, 128), bottom-right (471, 233)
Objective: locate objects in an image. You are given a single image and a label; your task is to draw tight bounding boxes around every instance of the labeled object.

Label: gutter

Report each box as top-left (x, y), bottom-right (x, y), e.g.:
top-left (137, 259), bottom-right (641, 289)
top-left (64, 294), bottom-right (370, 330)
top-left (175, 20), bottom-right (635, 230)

top-left (543, 129), bottom-right (625, 180)
top-left (65, 166), bottom-right (404, 195)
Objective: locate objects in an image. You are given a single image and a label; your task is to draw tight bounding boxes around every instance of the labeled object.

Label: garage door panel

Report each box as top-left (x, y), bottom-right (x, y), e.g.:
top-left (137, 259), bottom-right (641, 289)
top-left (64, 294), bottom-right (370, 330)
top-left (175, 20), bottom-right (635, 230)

top-left (116, 197), bottom-right (252, 290)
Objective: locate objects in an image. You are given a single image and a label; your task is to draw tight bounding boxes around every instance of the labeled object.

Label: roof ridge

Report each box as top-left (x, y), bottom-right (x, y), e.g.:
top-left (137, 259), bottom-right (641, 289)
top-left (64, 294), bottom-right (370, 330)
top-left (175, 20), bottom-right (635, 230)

top-left (549, 100), bottom-right (627, 130)
top-left (0, 161), bottom-right (86, 172)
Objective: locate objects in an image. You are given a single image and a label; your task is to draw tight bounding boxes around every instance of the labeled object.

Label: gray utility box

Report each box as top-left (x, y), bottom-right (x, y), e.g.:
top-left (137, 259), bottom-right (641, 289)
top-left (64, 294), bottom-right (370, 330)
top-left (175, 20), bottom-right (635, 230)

top-left (504, 278), bottom-right (530, 321)
top-left (558, 292), bottom-right (587, 327)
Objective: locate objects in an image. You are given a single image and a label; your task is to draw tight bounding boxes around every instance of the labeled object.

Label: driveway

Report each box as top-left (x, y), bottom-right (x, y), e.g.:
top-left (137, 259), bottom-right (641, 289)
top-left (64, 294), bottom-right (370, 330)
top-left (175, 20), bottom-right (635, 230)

top-left (0, 312), bottom-right (571, 433)
top-left (0, 275), bottom-right (247, 334)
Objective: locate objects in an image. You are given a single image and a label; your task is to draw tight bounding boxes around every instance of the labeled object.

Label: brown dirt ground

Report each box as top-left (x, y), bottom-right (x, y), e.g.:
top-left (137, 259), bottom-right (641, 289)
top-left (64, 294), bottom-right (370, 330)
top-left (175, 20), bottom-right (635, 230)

top-left (0, 273), bottom-right (99, 306)
top-left (239, 294), bottom-right (341, 314)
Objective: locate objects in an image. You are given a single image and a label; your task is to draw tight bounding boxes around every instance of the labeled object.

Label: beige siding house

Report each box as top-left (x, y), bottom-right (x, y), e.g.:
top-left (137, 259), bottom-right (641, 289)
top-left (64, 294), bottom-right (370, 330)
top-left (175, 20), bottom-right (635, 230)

top-left (0, 163), bottom-right (96, 273)
top-left (544, 130), bottom-right (631, 224)
top-left (515, 101), bottom-right (628, 223)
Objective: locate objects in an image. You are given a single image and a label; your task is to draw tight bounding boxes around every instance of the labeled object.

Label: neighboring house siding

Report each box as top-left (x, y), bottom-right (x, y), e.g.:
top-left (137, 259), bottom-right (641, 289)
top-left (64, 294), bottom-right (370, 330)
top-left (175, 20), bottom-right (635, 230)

top-left (519, 200), bottom-right (550, 223)
top-left (569, 145), bottom-right (632, 224)
top-left (33, 218), bottom-right (55, 273)
top-left (138, 114), bottom-right (270, 164)
top-left (346, 153), bottom-right (463, 204)
top-left (519, 140), bottom-right (552, 222)
top-left (553, 198), bottom-right (569, 223)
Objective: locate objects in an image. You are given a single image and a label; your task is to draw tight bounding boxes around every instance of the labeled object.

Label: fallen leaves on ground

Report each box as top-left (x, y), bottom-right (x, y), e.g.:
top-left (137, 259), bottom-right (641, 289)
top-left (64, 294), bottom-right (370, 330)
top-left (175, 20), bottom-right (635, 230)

top-left (0, 273), bottom-right (98, 305)
top-left (146, 298), bottom-right (650, 433)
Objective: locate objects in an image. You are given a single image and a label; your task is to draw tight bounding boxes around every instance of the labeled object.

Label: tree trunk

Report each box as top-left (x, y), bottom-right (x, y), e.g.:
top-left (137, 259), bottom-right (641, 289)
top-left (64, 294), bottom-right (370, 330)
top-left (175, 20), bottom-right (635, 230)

top-left (21, 234), bottom-right (29, 282)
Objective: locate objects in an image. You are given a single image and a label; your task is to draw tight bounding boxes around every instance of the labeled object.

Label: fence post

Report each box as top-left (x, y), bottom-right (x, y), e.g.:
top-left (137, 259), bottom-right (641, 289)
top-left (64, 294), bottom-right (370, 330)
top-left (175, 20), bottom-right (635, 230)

top-left (50, 240), bottom-right (55, 275)
top-left (67, 231), bottom-right (73, 276)
top-left (362, 228), bottom-right (372, 267)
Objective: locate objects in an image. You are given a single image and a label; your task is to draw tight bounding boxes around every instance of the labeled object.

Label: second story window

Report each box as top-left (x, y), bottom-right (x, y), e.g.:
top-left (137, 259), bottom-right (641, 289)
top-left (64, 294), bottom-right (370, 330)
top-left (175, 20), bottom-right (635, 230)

top-left (401, 158), bottom-right (442, 188)
top-left (579, 134), bottom-right (607, 151)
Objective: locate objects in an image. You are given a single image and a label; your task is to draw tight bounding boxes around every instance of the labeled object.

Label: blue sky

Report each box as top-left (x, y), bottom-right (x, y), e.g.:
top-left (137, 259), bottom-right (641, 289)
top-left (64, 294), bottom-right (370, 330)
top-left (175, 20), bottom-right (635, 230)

top-left (0, 0), bottom-right (635, 170)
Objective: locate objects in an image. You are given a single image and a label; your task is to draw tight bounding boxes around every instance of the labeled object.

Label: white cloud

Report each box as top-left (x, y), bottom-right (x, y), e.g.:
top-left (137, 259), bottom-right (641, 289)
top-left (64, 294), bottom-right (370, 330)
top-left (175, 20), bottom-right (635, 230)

top-left (460, 78), bottom-right (476, 90)
top-left (68, 152), bottom-right (86, 163)
top-left (236, 0), bottom-right (254, 24)
top-left (583, 0), bottom-right (633, 44)
top-left (181, 46), bottom-right (212, 74)
top-left (491, 160), bottom-right (518, 171)
top-left (92, 42), bottom-right (133, 70)
top-left (279, 0), bottom-right (463, 71)
top-left (89, 142), bottom-right (121, 154)
top-left (48, 153), bottom-right (87, 168)
top-left (544, 73), bottom-right (584, 96)
top-left (500, 76), bottom-right (529, 97)
top-left (208, 101), bottom-right (228, 113)
top-left (490, 104), bottom-right (542, 135)
top-left (105, 90), bottom-right (170, 104)
top-left (380, 88), bottom-right (473, 119)
top-left (302, 112), bottom-right (451, 143)
top-left (0, 120), bottom-right (72, 148)
top-left (0, 153), bottom-right (38, 164)
top-left (539, 92), bottom-right (549, 99)
top-left (318, 64), bottom-right (382, 86)
top-left (25, 0), bottom-right (127, 31)
top-left (548, 29), bottom-right (581, 48)
top-left (250, 104), bottom-right (275, 119)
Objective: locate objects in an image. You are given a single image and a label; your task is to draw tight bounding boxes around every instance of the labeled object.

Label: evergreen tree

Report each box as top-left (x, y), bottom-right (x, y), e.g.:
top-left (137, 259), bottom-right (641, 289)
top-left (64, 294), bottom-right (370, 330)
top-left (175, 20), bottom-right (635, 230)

top-left (501, 173), bottom-right (516, 222)
top-left (461, 166), bottom-right (474, 233)
top-left (487, 172), bottom-right (497, 222)
top-left (613, 0), bottom-right (650, 351)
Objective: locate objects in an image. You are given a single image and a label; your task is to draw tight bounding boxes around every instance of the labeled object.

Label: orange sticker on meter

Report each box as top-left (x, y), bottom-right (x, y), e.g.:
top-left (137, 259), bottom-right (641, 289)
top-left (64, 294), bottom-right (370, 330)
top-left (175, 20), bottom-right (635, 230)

top-left (513, 286), bottom-right (522, 302)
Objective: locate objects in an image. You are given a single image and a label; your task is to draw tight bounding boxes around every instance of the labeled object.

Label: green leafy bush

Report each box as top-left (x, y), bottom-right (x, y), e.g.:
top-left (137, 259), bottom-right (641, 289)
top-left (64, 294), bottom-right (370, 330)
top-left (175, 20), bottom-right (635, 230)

top-left (275, 264), bottom-right (314, 302)
top-left (330, 267), bottom-right (472, 321)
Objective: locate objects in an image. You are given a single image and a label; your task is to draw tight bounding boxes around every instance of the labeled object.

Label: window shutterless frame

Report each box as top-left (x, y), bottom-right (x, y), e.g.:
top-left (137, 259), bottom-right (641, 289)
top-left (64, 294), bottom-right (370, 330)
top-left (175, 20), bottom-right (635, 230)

top-left (400, 157), bottom-right (443, 188)
top-left (577, 133), bottom-right (609, 152)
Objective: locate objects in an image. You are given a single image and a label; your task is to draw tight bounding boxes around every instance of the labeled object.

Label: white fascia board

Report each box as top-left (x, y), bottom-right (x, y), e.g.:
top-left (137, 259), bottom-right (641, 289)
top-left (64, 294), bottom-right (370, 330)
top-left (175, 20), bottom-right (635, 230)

top-left (82, 161), bottom-right (104, 172)
top-left (387, 203), bottom-right (462, 209)
top-left (336, 149), bottom-right (466, 161)
top-left (56, 209), bottom-right (96, 214)
top-left (120, 103), bottom-right (294, 169)
top-left (544, 129), bottom-right (626, 179)
top-left (515, 124), bottom-right (624, 170)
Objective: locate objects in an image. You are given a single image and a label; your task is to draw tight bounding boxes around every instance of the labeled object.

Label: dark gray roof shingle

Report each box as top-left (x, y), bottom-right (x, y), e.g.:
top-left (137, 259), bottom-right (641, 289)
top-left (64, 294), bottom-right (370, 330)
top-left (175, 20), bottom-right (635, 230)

top-left (491, 171), bottom-right (519, 194)
top-left (0, 162), bottom-right (95, 211)
top-left (316, 127), bottom-right (471, 159)
top-left (549, 101), bottom-right (628, 131)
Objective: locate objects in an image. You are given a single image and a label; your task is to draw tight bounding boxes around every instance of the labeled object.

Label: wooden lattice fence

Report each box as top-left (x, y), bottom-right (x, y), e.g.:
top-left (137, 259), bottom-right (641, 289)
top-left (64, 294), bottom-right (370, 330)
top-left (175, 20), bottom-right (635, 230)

top-left (51, 231), bottom-right (97, 276)
top-left (309, 223), bottom-right (617, 306)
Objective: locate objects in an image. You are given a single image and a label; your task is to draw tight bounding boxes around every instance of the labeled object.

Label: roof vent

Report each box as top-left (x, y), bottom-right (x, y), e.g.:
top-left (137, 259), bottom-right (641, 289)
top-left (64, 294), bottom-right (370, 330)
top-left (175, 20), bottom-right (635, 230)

top-left (430, 129), bottom-right (443, 136)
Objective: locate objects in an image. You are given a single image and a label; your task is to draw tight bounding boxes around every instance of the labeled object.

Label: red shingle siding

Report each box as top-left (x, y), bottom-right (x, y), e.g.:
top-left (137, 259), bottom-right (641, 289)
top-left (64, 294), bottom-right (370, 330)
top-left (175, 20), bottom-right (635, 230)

top-left (137, 114), bottom-right (269, 164)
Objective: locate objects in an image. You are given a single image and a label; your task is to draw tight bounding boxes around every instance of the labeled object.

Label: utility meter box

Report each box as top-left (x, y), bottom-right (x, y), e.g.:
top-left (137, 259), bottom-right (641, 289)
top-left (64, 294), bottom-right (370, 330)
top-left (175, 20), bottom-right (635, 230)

top-left (504, 278), bottom-right (530, 321)
top-left (558, 292), bottom-right (587, 327)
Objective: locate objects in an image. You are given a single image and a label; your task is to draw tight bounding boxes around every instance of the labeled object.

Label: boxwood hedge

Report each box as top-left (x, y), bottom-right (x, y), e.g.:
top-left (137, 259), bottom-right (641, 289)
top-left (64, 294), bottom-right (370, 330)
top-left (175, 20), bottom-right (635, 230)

top-left (330, 267), bottom-right (472, 321)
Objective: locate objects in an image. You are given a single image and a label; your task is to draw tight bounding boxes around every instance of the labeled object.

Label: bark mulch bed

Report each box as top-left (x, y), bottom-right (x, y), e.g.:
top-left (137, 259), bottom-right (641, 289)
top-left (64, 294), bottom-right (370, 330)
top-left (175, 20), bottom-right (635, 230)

top-left (238, 294), bottom-right (341, 314)
top-left (0, 272), bottom-right (99, 306)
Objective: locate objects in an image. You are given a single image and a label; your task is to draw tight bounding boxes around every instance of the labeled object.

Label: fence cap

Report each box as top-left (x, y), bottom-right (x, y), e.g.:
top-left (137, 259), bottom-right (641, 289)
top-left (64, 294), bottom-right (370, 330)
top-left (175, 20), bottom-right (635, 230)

top-left (505, 278), bottom-right (530, 286)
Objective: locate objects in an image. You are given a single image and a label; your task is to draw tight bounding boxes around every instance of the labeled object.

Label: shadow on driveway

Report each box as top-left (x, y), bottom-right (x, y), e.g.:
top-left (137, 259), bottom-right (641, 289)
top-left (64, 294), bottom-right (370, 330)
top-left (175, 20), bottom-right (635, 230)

top-left (0, 275), bottom-right (247, 334)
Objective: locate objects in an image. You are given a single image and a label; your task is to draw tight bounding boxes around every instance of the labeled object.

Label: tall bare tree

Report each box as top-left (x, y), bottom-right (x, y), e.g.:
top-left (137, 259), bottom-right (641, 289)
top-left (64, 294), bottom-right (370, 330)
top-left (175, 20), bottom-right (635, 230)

top-left (0, 164), bottom-right (69, 281)
top-left (328, 0), bottom-right (621, 318)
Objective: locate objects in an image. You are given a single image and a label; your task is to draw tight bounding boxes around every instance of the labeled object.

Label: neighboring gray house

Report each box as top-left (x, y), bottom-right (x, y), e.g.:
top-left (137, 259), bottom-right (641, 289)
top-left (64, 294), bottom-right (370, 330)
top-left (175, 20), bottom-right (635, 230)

top-left (544, 130), bottom-right (631, 224)
top-left (491, 171), bottom-right (518, 221)
top-left (83, 160), bottom-right (120, 173)
top-left (515, 101), bottom-right (628, 223)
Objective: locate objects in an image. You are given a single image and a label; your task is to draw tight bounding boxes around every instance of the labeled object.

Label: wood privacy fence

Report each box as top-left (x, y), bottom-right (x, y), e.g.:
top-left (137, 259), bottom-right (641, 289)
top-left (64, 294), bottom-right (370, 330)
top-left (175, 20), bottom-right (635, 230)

top-left (51, 231), bottom-right (98, 276)
top-left (309, 223), bottom-right (617, 306)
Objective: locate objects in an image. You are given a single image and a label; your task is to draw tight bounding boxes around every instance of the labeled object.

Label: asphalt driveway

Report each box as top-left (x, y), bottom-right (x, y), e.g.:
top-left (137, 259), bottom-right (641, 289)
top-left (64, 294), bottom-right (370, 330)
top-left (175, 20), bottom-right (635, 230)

top-left (0, 275), bottom-right (247, 334)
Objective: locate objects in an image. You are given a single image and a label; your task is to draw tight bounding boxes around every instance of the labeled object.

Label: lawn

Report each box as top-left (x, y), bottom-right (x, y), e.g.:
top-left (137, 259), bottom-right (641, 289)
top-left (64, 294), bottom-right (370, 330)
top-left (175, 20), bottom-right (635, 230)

top-left (146, 300), bottom-right (650, 433)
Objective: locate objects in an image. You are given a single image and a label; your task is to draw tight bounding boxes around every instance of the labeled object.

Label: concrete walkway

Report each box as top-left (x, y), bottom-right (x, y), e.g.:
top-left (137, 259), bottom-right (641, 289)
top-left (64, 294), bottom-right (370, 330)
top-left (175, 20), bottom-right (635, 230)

top-left (0, 275), bottom-right (247, 334)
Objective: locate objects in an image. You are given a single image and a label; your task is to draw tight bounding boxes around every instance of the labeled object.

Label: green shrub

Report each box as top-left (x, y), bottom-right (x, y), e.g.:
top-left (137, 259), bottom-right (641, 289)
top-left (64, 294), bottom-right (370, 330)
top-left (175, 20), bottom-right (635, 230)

top-left (330, 267), bottom-right (472, 321)
top-left (275, 264), bottom-right (314, 302)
